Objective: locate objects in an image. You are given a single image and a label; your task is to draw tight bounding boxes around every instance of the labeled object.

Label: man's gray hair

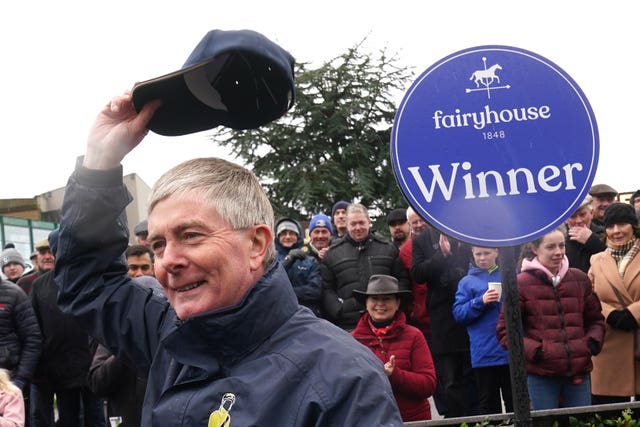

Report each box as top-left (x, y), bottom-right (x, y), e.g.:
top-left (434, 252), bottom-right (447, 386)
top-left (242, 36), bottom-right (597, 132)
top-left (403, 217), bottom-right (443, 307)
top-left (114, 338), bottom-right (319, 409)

top-left (149, 157), bottom-right (275, 266)
top-left (346, 203), bottom-right (370, 219)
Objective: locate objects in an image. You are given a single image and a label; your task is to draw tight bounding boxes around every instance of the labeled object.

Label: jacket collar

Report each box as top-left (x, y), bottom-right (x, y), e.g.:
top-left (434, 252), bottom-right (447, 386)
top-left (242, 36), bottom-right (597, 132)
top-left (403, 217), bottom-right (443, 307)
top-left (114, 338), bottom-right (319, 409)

top-left (162, 261), bottom-right (298, 370)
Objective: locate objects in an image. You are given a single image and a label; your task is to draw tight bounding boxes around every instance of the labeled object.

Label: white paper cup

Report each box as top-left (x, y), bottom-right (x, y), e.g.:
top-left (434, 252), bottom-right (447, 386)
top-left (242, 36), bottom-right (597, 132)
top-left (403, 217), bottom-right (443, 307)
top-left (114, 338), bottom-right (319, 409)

top-left (488, 282), bottom-right (502, 300)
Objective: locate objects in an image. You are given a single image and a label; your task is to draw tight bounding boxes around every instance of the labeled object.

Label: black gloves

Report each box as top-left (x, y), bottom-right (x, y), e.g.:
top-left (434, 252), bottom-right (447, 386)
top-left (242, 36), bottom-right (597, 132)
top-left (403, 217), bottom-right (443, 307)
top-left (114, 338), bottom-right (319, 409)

top-left (587, 338), bottom-right (601, 356)
top-left (533, 347), bottom-right (544, 362)
top-left (284, 249), bottom-right (306, 268)
top-left (607, 309), bottom-right (639, 331)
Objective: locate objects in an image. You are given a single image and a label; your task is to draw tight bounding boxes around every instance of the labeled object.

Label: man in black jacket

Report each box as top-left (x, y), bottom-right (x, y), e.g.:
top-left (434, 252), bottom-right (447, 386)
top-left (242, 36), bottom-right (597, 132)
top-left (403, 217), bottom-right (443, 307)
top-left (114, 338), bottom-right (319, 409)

top-left (411, 228), bottom-right (475, 418)
top-left (321, 203), bottom-right (410, 330)
top-left (30, 270), bottom-right (105, 427)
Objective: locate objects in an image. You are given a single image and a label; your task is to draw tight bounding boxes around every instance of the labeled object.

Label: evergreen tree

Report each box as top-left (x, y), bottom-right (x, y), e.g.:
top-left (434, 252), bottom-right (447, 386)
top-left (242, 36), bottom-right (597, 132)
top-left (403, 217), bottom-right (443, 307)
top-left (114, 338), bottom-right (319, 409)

top-left (211, 41), bottom-right (414, 228)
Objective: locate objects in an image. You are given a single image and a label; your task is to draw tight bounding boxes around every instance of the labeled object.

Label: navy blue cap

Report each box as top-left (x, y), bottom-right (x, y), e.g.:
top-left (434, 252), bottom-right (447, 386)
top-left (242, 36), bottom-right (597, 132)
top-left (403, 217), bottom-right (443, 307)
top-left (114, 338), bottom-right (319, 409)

top-left (132, 29), bottom-right (295, 136)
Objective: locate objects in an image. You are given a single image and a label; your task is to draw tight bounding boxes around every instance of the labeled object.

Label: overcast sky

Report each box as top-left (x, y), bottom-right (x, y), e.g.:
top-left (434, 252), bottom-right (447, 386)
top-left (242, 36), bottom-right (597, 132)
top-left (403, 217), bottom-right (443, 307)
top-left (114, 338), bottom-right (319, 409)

top-left (1, 1), bottom-right (636, 200)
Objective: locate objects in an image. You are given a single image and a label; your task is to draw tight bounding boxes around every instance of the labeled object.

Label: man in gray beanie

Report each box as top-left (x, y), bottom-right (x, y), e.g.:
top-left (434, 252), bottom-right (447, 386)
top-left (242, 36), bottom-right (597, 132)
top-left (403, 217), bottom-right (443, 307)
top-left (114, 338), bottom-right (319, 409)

top-left (1, 248), bottom-right (26, 283)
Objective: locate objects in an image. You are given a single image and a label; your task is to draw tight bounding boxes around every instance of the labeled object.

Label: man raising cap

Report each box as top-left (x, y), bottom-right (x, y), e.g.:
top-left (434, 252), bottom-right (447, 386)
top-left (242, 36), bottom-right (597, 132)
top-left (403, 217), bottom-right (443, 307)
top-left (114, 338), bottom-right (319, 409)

top-left (49, 85), bottom-right (403, 424)
top-left (589, 184), bottom-right (618, 228)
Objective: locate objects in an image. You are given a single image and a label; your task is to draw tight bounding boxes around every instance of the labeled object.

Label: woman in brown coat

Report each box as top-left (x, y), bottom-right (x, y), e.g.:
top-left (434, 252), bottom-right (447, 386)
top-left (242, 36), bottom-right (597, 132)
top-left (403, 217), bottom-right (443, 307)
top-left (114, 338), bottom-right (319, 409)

top-left (590, 202), bottom-right (640, 404)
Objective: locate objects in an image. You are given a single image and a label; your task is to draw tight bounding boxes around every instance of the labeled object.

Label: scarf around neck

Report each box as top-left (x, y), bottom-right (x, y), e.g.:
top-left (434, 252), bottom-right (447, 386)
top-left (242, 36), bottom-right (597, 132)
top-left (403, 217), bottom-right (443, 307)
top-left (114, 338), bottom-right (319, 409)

top-left (608, 237), bottom-right (640, 278)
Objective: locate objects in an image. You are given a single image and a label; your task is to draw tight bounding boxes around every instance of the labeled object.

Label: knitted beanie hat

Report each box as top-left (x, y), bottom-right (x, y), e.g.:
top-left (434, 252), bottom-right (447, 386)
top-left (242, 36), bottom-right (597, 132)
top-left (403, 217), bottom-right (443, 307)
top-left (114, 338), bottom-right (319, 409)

top-left (308, 213), bottom-right (333, 234)
top-left (1, 248), bottom-right (25, 269)
top-left (603, 203), bottom-right (638, 228)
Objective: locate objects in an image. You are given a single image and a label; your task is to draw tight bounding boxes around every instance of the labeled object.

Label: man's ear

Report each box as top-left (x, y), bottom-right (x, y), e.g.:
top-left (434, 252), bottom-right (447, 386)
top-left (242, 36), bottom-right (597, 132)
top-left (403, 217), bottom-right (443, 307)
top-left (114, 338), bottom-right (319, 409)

top-left (249, 224), bottom-right (273, 271)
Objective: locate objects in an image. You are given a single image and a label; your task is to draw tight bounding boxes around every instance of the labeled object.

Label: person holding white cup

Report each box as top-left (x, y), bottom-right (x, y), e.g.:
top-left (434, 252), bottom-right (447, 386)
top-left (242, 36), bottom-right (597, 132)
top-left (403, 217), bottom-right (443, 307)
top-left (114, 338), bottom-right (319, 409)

top-left (453, 246), bottom-right (512, 415)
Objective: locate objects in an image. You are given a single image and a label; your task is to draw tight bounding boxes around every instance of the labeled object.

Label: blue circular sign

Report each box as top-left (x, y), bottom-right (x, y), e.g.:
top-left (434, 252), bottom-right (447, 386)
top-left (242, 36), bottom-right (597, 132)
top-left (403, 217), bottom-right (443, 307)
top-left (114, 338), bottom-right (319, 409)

top-left (392, 45), bottom-right (599, 246)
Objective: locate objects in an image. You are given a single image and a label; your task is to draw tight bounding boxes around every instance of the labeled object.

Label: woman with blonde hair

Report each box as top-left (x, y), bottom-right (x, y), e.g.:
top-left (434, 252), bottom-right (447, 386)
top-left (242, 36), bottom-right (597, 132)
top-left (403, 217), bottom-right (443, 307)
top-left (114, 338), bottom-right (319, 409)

top-left (0, 368), bottom-right (24, 427)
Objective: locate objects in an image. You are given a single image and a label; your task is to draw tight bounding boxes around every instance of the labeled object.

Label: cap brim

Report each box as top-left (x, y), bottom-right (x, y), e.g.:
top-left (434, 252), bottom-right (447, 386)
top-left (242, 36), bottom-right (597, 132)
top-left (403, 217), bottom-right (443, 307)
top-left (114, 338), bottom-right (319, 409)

top-left (132, 50), bottom-right (294, 136)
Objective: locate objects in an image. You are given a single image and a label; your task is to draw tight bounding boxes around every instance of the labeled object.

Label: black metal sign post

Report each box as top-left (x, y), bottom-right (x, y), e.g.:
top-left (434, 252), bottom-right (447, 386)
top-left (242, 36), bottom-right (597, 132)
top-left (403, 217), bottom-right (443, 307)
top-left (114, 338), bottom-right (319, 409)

top-left (500, 246), bottom-right (532, 427)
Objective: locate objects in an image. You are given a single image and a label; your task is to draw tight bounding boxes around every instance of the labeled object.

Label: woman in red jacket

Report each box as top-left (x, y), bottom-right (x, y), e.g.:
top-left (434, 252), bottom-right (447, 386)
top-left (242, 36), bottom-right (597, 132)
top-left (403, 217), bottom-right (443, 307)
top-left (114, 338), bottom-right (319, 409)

top-left (351, 274), bottom-right (437, 422)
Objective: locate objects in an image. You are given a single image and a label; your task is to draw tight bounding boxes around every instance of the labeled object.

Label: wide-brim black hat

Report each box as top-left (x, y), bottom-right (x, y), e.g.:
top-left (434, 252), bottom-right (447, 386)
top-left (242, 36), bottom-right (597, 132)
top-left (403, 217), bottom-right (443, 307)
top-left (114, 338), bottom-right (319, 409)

top-left (353, 274), bottom-right (412, 305)
top-left (132, 29), bottom-right (295, 136)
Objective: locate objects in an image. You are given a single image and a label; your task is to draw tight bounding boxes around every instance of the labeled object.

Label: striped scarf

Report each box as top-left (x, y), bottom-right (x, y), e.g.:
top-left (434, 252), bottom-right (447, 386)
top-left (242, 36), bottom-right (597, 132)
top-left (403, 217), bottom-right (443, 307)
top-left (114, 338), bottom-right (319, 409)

top-left (609, 237), bottom-right (640, 278)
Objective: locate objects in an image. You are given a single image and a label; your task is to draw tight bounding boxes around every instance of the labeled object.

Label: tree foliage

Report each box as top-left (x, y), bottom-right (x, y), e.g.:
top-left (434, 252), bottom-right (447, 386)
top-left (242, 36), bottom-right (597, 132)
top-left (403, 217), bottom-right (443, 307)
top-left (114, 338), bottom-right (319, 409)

top-left (211, 41), bottom-right (414, 226)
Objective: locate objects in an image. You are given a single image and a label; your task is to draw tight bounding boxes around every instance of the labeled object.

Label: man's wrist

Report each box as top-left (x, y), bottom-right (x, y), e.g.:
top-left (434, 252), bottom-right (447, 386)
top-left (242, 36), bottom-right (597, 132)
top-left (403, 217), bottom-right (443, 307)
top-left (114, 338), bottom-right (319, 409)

top-left (75, 156), bottom-right (123, 187)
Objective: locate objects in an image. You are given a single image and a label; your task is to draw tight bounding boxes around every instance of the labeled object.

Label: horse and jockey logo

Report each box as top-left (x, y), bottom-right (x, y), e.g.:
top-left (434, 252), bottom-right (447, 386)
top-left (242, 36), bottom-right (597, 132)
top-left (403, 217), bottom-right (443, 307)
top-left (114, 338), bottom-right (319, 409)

top-left (466, 57), bottom-right (510, 99)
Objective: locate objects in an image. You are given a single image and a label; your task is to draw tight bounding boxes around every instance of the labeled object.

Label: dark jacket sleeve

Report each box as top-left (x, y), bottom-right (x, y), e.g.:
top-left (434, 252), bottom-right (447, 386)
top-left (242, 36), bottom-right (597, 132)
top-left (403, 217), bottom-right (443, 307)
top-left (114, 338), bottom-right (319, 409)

top-left (583, 232), bottom-right (607, 255)
top-left (391, 249), bottom-right (411, 292)
top-left (288, 257), bottom-right (322, 303)
top-left (411, 230), bottom-right (445, 285)
top-left (12, 289), bottom-right (42, 383)
top-left (88, 344), bottom-right (128, 397)
top-left (51, 159), bottom-right (170, 373)
top-left (320, 254), bottom-right (343, 321)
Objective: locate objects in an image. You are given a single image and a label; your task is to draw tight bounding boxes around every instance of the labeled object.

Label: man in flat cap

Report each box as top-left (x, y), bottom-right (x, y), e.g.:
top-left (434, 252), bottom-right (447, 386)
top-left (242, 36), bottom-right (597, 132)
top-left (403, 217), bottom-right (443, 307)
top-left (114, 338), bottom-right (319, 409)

top-left (387, 208), bottom-right (410, 248)
top-left (17, 239), bottom-right (54, 296)
top-left (589, 184), bottom-right (618, 228)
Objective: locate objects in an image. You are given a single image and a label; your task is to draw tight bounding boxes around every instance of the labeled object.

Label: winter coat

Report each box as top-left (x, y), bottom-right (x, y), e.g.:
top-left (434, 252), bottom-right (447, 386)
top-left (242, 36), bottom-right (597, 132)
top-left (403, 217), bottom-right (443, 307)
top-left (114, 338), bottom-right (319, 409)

top-left (274, 217), bottom-right (322, 316)
top-left (590, 247), bottom-right (640, 396)
top-left (0, 280), bottom-right (41, 387)
top-left (496, 257), bottom-right (604, 378)
top-left (453, 265), bottom-right (509, 368)
top-left (321, 233), bottom-right (410, 330)
top-left (399, 238), bottom-right (430, 336)
top-left (351, 312), bottom-right (436, 422)
top-left (30, 271), bottom-right (93, 390)
top-left (0, 389), bottom-right (24, 427)
top-left (411, 229), bottom-right (471, 355)
top-left (51, 162), bottom-right (403, 427)
top-left (565, 223), bottom-right (606, 273)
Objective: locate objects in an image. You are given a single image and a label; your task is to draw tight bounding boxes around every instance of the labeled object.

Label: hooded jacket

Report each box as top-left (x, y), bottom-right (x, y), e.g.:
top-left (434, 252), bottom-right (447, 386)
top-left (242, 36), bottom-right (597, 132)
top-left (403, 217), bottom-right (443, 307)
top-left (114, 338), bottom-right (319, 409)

top-left (453, 265), bottom-right (509, 368)
top-left (496, 257), bottom-right (605, 377)
top-left (51, 161), bottom-right (403, 427)
top-left (274, 217), bottom-right (322, 316)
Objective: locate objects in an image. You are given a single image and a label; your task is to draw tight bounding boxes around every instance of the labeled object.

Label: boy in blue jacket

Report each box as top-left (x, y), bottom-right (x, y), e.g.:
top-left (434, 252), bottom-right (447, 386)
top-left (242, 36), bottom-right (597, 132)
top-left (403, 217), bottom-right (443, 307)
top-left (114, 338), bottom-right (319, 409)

top-left (453, 246), bottom-right (513, 415)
